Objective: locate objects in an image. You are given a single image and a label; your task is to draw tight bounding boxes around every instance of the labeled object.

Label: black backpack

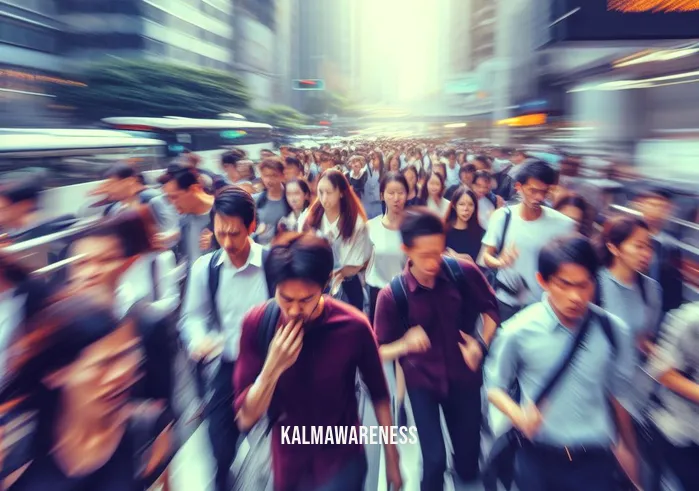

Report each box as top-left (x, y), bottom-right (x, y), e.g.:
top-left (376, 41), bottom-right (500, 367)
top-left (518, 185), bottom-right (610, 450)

top-left (389, 255), bottom-right (479, 336)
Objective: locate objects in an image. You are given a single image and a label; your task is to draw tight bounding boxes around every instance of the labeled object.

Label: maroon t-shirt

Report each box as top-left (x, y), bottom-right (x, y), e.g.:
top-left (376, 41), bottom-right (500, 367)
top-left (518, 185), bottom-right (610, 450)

top-left (234, 296), bottom-right (390, 491)
top-left (374, 257), bottom-right (500, 397)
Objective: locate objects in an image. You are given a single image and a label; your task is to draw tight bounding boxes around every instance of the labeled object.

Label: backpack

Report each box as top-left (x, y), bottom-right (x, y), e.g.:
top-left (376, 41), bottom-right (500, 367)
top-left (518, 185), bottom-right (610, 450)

top-left (485, 206), bottom-right (513, 291)
top-left (389, 256), bottom-right (479, 336)
top-left (206, 248), bottom-right (275, 331)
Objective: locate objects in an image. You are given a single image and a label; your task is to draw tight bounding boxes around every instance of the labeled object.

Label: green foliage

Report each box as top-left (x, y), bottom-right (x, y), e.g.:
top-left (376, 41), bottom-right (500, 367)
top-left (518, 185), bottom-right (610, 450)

top-left (55, 59), bottom-right (251, 119)
top-left (253, 105), bottom-right (311, 130)
top-left (302, 91), bottom-right (362, 117)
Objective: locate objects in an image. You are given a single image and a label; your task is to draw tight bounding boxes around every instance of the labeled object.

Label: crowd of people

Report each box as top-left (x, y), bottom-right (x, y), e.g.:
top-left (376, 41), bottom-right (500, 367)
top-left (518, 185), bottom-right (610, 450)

top-left (0, 140), bottom-right (697, 491)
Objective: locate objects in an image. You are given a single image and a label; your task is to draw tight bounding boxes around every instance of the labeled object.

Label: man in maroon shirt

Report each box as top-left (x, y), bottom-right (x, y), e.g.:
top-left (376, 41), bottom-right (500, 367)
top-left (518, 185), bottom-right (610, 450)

top-left (374, 207), bottom-right (500, 490)
top-left (234, 232), bottom-right (403, 491)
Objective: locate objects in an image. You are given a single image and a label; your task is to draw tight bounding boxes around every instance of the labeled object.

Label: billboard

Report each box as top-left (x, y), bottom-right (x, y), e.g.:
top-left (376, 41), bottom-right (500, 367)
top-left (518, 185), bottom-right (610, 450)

top-left (552, 1), bottom-right (699, 41)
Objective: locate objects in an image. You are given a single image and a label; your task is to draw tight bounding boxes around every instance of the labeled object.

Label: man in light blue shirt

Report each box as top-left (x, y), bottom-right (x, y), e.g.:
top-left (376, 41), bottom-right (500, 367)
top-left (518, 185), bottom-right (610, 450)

top-left (486, 234), bottom-right (640, 491)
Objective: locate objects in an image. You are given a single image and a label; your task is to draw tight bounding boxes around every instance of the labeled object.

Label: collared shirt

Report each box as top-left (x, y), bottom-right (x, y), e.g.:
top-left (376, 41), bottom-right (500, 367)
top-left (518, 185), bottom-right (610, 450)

top-left (485, 297), bottom-right (634, 447)
top-left (647, 302), bottom-right (699, 447)
top-left (445, 163), bottom-right (461, 188)
top-left (0, 287), bottom-right (23, 375)
top-left (233, 297), bottom-right (390, 491)
top-left (298, 213), bottom-right (371, 271)
top-left (115, 251), bottom-right (180, 320)
top-left (178, 240), bottom-right (269, 361)
top-left (374, 258), bottom-right (500, 397)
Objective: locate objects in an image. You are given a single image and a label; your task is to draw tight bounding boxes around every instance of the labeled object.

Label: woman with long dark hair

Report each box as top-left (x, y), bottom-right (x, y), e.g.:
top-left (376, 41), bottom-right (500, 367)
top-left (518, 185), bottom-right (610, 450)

top-left (444, 186), bottom-right (485, 262)
top-left (1, 294), bottom-right (173, 491)
top-left (365, 172), bottom-right (409, 322)
top-left (401, 166), bottom-right (420, 208)
top-left (300, 169), bottom-right (371, 311)
top-left (418, 171), bottom-right (450, 217)
top-left (278, 179), bottom-right (312, 232)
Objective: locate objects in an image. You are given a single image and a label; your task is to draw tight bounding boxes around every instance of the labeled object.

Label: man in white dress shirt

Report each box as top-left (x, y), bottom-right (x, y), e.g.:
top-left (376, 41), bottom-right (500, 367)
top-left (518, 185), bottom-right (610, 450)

top-left (179, 185), bottom-right (273, 491)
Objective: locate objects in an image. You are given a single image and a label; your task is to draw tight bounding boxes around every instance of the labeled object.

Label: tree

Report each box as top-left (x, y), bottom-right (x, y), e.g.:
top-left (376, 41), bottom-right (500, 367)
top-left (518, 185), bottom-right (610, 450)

top-left (253, 105), bottom-right (311, 131)
top-left (55, 59), bottom-right (251, 120)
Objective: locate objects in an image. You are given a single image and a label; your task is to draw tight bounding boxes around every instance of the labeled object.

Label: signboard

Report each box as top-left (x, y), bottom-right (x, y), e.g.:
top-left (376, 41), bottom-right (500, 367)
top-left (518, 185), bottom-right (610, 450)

top-left (292, 79), bottom-right (325, 91)
top-left (552, 0), bottom-right (699, 41)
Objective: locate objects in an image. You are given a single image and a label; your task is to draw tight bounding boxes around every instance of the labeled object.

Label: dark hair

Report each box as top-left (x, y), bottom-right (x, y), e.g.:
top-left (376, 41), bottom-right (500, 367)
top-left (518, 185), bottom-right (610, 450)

top-left (472, 155), bottom-right (491, 169)
top-left (444, 149), bottom-right (456, 159)
top-left (515, 160), bottom-right (558, 186)
top-left (303, 170), bottom-right (366, 240)
top-left (0, 294), bottom-right (125, 454)
top-left (368, 151), bottom-right (385, 179)
top-left (75, 209), bottom-right (155, 258)
top-left (461, 164), bottom-right (477, 176)
top-left (380, 171), bottom-right (409, 196)
top-left (285, 179), bottom-right (312, 210)
top-left (285, 157), bottom-right (304, 172)
top-left (401, 165), bottom-right (419, 191)
top-left (432, 163), bottom-right (447, 179)
top-left (0, 179), bottom-right (43, 205)
top-left (266, 232), bottom-right (334, 288)
top-left (554, 193), bottom-right (594, 237)
top-left (212, 185), bottom-right (257, 228)
top-left (634, 188), bottom-right (672, 202)
top-left (400, 207), bottom-right (446, 248)
top-left (473, 169), bottom-right (492, 186)
top-left (445, 186), bottom-right (483, 234)
top-left (105, 163), bottom-right (138, 180)
top-left (418, 171), bottom-right (445, 204)
top-left (221, 148), bottom-right (247, 166)
top-left (538, 234), bottom-right (599, 282)
top-left (597, 215), bottom-right (650, 267)
top-left (157, 164), bottom-right (199, 190)
top-left (0, 250), bottom-right (31, 286)
top-left (259, 158), bottom-right (285, 175)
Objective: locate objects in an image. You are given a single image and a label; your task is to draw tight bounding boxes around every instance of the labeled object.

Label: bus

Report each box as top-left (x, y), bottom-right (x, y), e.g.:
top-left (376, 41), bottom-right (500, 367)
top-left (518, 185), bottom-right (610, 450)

top-left (0, 135), bottom-right (168, 221)
top-left (101, 117), bottom-right (274, 172)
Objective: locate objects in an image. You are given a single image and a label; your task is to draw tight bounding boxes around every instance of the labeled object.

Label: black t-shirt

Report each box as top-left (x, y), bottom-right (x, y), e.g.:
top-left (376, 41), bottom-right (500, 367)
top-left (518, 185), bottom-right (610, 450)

top-left (446, 226), bottom-right (484, 260)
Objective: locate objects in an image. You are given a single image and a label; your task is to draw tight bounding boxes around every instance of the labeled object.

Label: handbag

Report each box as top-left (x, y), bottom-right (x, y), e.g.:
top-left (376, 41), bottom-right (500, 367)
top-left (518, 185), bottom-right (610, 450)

top-left (482, 311), bottom-right (596, 488)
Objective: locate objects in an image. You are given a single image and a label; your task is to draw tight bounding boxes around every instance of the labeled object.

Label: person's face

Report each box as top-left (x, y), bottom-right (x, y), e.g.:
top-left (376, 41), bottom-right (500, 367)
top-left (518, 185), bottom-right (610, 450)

top-left (405, 170), bottom-right (417, 191)
top-left (427, 175), bottom-right (443, 198)
top-left (108, 177), bottom-right (133, 202)
top-left (455, 193), bottom-right (475, 223)
top-left (636, 197), bottom-right (672, 230)
top-left (70, 236), bottom-right (130, 291)
top-left (389, 158), bottom-right (400, 172)
top-left (609, 226), bottom-right (653, 274)
top-left (460, 171), bottom-right (474, 187)
top-left (403, 234), bottom-right (446, 280)
top-left (163, 180), bottom-right (197, 214)
top-left (276, 279), bottom-right (324, 324)
top-left (284, 165), bottom-right (301, 182)
top-left (317, 177), bottom-right (341, 211)
top-left (261, 168), bottom-right (283, 190)
top-left (457, 154), bottom-right (465, 165)
top-left (213, 214), bottom-right (253, 256)
top-left (223, 164), bottom-right (241, 182)
top-left (448, 154), bottom-right (456, 166)
top-left (538, 263), bottom-right (595, 324)
top-left (382, 181), bottom-right (407, 215)
top-left (434, 166), bottom-right (446, 180)
top-left (285, 181), bottom-right (308, 213)
top-left (473, 177), bottom-right (490, 199)
top-left (512, 152), bottom-right (526, 165)
top-left (517, 178), bottom-right (549, 212)
top-left (320, 160), bottom-right (334, 172)
top-left (50, 320), bottom-right (144, 420)
top-left (0, 196), bottom-right (24, 229)
top-left (473, 159), bottom-right (488, 172)
top-left (558, 205), bottom-right (584, 230)
top-left (350, 159), bottom-right (363, 174)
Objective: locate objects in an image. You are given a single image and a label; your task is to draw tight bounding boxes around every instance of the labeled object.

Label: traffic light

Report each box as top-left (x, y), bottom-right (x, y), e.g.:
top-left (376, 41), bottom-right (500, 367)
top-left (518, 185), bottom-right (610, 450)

top-left (292, 79), bottom-right (325, 91)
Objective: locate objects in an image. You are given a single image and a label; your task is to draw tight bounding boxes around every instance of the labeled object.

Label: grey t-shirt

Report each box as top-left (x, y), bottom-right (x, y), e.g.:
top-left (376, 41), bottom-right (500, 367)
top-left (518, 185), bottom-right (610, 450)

top-left (255, 194), bottom-right (288, 245)
top-left (180, 212), bottom-right (212, 267)
top-left (482, 204), bottom-right (576, 306)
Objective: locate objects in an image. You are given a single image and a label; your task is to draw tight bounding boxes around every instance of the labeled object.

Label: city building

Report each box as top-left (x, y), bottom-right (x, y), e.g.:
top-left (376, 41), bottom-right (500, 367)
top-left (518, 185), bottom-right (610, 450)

top-left (59, 0), bottom-right (234, 71)
top-left (0, 0), bottom-right (68, 125)
top-left (232, 0), bottom-right (277, 107)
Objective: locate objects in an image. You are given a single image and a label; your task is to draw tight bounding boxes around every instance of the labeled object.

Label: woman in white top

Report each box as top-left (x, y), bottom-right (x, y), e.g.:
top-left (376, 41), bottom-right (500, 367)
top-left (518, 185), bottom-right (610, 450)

top-left (366, 172), bottom-right (409, 322)
top-left (277, 178), bottom-right (311, 233)
top-left (299, 169), bottom-right (371, 311)
top-left (419, 170), bottom-right (450, 218)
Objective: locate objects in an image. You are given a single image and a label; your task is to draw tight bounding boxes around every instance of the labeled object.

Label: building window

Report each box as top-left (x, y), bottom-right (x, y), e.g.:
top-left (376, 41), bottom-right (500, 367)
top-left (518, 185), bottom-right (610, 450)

top-left (0, 19), bottom-right (57, 53)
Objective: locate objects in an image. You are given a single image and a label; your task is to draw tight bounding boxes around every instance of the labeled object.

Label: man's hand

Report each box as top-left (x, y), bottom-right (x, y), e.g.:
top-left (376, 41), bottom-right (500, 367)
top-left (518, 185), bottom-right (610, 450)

top-left (459, 332), bottom-right (483, 371)
top-left (513, 402), bottom-right (543, 440)
top-left (497, 245), bottom-right (519, 269)
top-left (263, 318), bottom-right (304, 378)
top-left (385, 449), bottom-right (403, 491)
top-left (190, 333), bottom-right (224, 363)
top-left (199, 229), bottom-right (213, 251)
top-left (402, 325), bottom-right (430, 354)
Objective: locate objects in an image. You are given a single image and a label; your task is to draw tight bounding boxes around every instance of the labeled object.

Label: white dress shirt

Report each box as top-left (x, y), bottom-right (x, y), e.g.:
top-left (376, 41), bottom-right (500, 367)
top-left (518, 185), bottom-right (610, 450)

top-left (178, 240), bottom-right (269, 361)
top-left (298, 212), bottom-right (371, 270)
top-left (116, 251), bottom-right (181, 320)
